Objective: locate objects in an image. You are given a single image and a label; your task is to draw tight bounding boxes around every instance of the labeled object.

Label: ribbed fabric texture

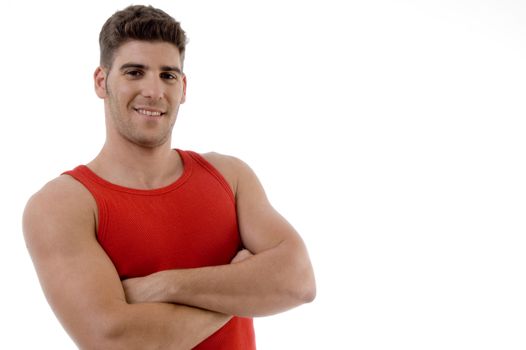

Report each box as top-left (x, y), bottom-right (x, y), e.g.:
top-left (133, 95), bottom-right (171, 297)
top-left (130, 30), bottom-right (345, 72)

top-left (63, 149), bottom-right (256, 349)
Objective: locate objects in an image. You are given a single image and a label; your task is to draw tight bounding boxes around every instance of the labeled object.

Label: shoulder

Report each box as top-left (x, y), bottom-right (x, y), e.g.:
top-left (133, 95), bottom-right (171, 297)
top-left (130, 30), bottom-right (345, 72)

top-left (199, 152), bottom-right (248, 173)
top-left (198, 152), bottom-right (258, 196)
top-left (23, 175), bottom-right (97, 248)
top-left (25, 175), bottom-right (95, 214)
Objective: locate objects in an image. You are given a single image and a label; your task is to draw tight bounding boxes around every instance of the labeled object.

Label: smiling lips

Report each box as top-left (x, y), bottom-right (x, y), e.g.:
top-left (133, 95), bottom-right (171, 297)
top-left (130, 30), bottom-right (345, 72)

top-left (134, 108), bottom-right (165, 117)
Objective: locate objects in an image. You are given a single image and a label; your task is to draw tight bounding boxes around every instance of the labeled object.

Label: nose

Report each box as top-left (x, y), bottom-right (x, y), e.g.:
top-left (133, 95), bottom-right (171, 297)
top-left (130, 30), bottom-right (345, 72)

top-left (141, 75), bottom-right (164, 100)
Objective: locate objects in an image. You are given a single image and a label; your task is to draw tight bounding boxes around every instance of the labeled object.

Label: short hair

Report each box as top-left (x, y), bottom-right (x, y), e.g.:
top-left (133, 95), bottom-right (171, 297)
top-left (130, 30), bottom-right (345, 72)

top-left (99, 5), bottom-right (187, 69)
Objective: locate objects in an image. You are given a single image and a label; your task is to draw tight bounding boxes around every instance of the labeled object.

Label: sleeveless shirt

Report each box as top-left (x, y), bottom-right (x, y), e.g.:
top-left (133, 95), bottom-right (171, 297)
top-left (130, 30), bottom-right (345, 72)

top-left (63, 149), bottom-right (256, 349)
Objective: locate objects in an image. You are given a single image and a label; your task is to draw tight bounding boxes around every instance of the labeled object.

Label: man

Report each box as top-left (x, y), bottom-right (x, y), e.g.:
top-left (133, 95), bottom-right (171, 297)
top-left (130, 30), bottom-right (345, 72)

top-left (23, 5), bottom-right (315, 349)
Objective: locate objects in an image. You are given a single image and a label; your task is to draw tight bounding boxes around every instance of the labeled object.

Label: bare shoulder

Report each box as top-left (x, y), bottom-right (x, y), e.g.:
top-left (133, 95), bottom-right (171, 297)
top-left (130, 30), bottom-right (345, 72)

top-left (200, 152), bottom-right (255, 195)
top-left (23, 175), bottom-right (97, 249)
top-left (24, 175), bottom-right (96, 221)
top-left (200, 151), bottom-right (248, 171)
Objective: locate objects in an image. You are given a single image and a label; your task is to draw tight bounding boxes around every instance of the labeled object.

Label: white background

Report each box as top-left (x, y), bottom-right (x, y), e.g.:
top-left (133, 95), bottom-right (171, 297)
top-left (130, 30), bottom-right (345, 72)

top-left (2, 0), bottom-right (525, 349)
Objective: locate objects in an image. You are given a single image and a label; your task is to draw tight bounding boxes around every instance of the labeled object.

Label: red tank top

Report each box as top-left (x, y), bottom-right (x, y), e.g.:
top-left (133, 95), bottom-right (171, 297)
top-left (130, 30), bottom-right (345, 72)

top-left (63, 149), bottom-right (256, 349)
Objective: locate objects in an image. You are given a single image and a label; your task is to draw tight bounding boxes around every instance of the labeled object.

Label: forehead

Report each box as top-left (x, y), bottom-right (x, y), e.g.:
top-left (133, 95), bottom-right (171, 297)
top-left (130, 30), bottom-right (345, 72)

top-left (112, 40), bottom-right (182, 69)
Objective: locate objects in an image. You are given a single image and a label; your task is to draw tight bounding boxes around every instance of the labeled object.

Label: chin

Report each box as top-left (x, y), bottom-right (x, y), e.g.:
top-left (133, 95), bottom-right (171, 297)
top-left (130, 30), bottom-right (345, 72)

top-left (134, 136), bottom-right (170, 149)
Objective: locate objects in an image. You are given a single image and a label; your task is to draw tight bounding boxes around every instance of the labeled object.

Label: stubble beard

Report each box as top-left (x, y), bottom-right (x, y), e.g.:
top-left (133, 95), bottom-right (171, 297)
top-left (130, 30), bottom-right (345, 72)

top-left (107, 87), bottom-right (176, 149)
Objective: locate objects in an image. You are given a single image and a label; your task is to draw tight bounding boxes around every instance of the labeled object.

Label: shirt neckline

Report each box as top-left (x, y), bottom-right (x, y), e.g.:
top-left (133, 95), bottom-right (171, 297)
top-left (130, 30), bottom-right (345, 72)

top-left (77, 149), bottom-right (193, 195)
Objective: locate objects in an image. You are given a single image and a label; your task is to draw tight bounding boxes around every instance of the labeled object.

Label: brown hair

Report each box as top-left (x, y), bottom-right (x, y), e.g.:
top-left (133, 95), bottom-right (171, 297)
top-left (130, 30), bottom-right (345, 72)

top-left (99, 5), bottom-right (187, 69)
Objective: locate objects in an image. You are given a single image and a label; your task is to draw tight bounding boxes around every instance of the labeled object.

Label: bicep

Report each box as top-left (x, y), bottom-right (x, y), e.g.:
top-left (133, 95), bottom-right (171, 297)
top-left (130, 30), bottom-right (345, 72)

top-left (234, 160), bottom-right (304, 254)
top-left (23, 183), bottom-right (126, 346)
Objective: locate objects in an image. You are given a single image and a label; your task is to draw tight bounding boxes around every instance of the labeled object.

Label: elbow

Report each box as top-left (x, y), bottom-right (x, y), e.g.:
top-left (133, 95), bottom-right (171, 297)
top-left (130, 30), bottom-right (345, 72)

top-left (77, 319), bottom-right (125, 350)
top-left (296, 273), bottom-right (316, 304)
top-left (279, 277), bottom-right (315, 312)
top-left (77, 311), bottom-right (135, 350)
top-left (99, 318), bottom-right (127, 349)
top-left (284, 246), bottom-right (317, 305)
top-left (302, 281), bottom-right (317, 303)
top-left (295, 253), bottom-right (317, 304)
top-left (285, 266), bottom-right (316, 306)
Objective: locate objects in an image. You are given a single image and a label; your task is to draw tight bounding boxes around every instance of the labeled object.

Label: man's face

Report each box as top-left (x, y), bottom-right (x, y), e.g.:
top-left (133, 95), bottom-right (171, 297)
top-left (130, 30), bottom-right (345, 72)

top-left (95, 40), bottom-right (186, 148)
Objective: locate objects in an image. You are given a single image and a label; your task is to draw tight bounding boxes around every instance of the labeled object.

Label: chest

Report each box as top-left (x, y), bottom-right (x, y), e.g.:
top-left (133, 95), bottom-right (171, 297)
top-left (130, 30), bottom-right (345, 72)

top-left (97, 184), bottom-right (240, 278)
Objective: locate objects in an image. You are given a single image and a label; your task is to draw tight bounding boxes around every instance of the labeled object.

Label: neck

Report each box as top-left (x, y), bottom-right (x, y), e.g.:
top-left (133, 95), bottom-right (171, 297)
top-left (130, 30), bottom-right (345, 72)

top-left (89, 138), bottom-right (182, 190)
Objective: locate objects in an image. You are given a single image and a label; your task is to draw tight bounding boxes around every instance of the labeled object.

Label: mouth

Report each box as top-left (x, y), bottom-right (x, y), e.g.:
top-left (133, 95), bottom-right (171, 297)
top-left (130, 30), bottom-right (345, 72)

top-left (133, 108), bottom-right (166, 117)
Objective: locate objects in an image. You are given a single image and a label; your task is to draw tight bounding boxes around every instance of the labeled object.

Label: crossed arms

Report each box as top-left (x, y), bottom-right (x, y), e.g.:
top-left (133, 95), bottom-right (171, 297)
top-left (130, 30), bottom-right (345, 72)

top-left (23, 155), bottom-right (316, 349)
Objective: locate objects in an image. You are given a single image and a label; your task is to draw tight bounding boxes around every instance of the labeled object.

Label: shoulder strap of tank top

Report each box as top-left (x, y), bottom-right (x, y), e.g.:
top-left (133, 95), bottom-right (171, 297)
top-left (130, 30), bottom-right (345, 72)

top-left (184, 151), bottom-right (235, 204)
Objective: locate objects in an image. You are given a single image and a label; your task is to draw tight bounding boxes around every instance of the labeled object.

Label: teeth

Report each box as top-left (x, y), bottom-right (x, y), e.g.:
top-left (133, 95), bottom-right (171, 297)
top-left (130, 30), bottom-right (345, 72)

top-left (137, 109), bottom-right (162, 116)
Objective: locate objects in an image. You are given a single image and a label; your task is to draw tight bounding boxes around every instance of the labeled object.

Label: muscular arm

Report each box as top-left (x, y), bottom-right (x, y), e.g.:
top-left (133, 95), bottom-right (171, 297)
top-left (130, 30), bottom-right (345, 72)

top-left (23, 176), bottom-right (231, 350)
top-left (123, 155), bottom-right (316, 317)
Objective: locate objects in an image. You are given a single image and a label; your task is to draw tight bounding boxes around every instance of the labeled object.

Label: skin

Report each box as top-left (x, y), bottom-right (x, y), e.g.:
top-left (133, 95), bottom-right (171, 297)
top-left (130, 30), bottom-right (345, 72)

top-left (23, 40), bottom-right (316, 349)
top-left (122, 152), bottom-right (317, 317)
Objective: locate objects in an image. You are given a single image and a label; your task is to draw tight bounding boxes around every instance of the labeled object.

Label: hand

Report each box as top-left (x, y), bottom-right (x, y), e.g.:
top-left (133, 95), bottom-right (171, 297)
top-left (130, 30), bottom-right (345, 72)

top-left (122, 274), bottom-right (162, 304)
top-left (230, 249), bottom-right (254, 264)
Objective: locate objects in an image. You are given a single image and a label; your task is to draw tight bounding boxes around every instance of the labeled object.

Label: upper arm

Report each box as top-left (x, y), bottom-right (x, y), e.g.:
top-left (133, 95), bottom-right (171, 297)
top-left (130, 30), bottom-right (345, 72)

top-left (233, 158), bottom-right (302, 253)
top-left (202, 153), bottom-right (305, 254)
top-left (23, 176), bottom-right (126, 348)
top-left (230, 157), bottom-right (316, 302)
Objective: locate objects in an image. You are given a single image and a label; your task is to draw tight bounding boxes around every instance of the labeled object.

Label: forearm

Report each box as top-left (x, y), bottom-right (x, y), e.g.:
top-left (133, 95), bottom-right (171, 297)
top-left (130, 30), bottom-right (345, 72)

top-left (85, 302), bottom-right (230, 350)
top-left (141, 239), bottom-right (315, 317)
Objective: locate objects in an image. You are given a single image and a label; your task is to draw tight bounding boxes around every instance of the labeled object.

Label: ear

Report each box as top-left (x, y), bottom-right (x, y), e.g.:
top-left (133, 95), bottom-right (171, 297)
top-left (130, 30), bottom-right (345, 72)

top-left (94, 66), bottom-right (108, 99)
top-left (180, 74), bottom-right (187, 104)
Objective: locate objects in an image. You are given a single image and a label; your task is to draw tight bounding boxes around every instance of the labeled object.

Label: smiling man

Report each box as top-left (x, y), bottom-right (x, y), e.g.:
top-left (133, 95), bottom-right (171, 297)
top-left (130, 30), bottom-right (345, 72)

top-left (23, 4), bottom-right (315, 350)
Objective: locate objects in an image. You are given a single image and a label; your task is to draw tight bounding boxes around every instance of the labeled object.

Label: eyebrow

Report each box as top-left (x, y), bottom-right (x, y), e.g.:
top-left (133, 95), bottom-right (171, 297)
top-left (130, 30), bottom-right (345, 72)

top-left (119, 63), bottom-right (183, 74)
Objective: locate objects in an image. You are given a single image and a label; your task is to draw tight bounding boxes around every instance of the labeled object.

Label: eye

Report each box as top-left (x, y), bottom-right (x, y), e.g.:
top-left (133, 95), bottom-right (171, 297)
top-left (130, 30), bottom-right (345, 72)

top-left (125, 70), bottom-right (143, 78)
top-left (160, 72), bottom-right (178, 80)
